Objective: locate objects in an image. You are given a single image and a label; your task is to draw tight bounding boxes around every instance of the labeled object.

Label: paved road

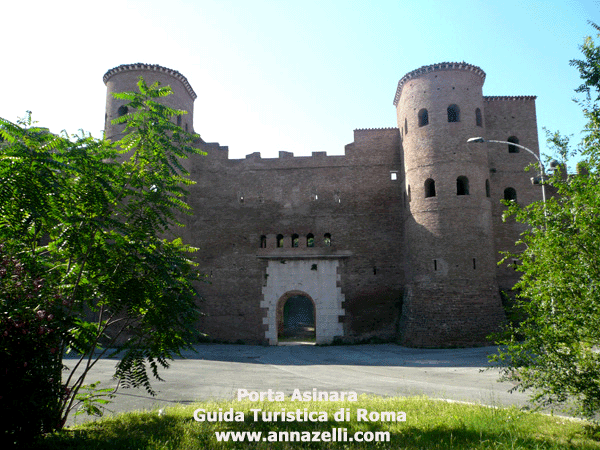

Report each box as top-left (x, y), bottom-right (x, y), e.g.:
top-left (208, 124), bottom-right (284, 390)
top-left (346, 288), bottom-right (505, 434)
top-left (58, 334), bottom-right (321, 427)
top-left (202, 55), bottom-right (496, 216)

top-left (65, 343), bottom-right (531, 425)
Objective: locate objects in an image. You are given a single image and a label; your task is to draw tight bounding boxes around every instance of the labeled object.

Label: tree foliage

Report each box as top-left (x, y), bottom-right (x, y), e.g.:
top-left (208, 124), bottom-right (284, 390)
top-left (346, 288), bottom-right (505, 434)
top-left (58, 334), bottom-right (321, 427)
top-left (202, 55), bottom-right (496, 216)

top-left (0, 78), bottom-right (205, 442)
top-left (492, 24), bottom-right (600, 420)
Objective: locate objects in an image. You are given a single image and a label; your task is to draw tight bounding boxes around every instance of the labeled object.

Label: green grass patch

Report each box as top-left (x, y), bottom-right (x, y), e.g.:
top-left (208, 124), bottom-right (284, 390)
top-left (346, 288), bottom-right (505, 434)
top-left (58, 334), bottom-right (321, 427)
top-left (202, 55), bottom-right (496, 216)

top-left (34, 396), bottom-right (600, 449)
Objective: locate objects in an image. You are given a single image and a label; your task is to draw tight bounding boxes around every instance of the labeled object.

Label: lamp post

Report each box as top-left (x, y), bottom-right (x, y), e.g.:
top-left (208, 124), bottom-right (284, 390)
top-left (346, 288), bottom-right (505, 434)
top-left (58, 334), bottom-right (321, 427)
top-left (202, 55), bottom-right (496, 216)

top-left (466, 137), bottom-right (547, 205)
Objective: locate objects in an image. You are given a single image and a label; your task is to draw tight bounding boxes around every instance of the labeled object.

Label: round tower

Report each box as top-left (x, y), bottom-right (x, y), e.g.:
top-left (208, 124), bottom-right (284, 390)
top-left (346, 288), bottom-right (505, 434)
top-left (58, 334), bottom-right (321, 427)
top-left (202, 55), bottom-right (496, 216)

top-left (395, 62), bottom-right (504, 346)
top-left (103, 63), bottom-right (197, 140)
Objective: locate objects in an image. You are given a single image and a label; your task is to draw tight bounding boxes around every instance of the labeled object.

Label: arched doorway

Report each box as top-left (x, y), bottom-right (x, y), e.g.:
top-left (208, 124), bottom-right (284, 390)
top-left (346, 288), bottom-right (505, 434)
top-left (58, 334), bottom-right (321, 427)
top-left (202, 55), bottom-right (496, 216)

top-left (277, 292), bottom-right (316, 344)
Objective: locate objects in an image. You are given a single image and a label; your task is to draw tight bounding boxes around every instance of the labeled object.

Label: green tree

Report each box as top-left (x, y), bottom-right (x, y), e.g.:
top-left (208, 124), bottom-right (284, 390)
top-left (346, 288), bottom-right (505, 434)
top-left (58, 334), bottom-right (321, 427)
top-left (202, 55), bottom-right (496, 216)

top-left (0, 78), bottom-right (205, 442)
top-left (492, 24), bottom-right (600, 420)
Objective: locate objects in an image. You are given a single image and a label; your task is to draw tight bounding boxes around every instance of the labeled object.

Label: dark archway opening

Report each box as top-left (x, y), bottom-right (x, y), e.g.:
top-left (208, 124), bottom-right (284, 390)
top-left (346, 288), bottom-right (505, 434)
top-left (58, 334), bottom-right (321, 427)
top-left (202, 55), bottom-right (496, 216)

top-left (279, 295), bottom-right (315, 343)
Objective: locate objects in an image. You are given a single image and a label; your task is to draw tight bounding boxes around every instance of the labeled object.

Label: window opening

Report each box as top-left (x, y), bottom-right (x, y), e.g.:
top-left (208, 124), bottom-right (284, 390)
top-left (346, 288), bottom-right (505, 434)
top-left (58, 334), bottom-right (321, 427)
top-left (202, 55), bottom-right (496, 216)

top-left (307, 233), bottom-right (315, 247)
top-left (475, 108), bottom-right (482, 127)
top-left (433, 259), bottom-right (438, 271)
top-left (390, 171), bottom-right (398, 181)
top-left (447, 104), bottom-right (460, 122)
top-left (424, 178), bottom-right (436, 198)
top-left (405, 118), bottom-right (408, 134)
top-left (276, 234), bottom-right (284, 248)
top-left (508, 136), bottom-right (519, 153)
top-left (177, 115), bottom-right (182, 126)
top-left (473, 258), bottom-right (477, 270)
top-left (292, 234), bottom-right (299, 248)
top-left (504, 187), bottom-right (517, 201)
top-left (324, 233), bottom-right (331, 247)
top-left (260, 235), bottom-right (267, 248)
top-left (457, 176), bottom-right (469, 195)
top-left (418, 108), bottom-right (429, 127)
top-left (117, 105), bottom-right (128, 117)
top-left (485, 179), bottom-right (490, 198)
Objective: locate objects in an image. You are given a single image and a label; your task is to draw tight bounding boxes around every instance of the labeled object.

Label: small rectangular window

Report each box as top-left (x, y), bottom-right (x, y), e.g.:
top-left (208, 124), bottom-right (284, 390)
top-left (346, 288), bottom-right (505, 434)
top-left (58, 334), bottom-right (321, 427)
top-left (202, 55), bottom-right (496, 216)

top-left (390, 171), bottom-right (398, 181)
top-left (433, 259), bottom-right (437, 271)
top-left (473, 258), bottom-right (476, 270)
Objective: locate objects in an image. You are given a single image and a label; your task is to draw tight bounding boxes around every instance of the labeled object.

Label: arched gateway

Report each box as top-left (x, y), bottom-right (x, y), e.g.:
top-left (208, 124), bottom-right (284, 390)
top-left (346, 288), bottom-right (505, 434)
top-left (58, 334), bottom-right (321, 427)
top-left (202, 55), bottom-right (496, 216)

top-left (259, 257), bottom-right (346, 345)
top-left (277, 292), bottom-right (316, 342)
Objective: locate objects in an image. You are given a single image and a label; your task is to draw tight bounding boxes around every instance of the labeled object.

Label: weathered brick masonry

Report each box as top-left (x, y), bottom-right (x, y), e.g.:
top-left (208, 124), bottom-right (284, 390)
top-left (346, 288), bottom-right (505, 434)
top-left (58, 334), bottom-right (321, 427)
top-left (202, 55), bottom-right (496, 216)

top-left (103, 62), bottom-right (541, 347)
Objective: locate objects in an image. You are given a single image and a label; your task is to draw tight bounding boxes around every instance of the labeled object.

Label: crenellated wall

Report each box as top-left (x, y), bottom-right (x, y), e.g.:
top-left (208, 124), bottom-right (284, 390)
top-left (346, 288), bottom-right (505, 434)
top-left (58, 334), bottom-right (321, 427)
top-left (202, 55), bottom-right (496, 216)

top-left (102, 62), bottom-right (541, 346)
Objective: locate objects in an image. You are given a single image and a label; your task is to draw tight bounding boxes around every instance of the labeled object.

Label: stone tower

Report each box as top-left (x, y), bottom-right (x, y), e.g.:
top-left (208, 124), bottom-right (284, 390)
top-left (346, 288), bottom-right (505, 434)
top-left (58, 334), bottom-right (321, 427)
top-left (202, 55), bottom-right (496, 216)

top-left (395, 62), bottom-right (505, 346)
top-left (103, 63), bottom-right (197, 141)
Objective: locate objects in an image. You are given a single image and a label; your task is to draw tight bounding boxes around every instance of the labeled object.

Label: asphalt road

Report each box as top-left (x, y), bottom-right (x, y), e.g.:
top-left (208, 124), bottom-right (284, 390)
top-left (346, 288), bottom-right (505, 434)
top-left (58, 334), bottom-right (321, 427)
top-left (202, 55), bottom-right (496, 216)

top-left (64, 343), bottom-right (531, 425)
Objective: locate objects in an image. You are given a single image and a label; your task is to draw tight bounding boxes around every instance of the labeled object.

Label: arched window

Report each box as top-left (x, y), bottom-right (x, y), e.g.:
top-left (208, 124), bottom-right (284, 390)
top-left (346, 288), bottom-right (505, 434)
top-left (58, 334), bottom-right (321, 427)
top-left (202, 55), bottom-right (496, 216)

top-left (424, 178), bottom-right (436, 198)
top-left (418, 109), bottom-right (429, 127)
top-left (307, 233), bottom-right (315, 247)
top-left (485, 179), bottom-right (490, 198)
top-left (260, 235), bottom-right (267, 248)
top-left (292, 234), bottom-right (299, 248)
top-left (508, 136), bottom-right (519, 153)
top-left (457, 176), bottom-right (469, 195)
top-left (276, 234), bottom-right (284, 248)
top-left (447, 104), bottom-right (460, 122)
top-left (504, 187), bottom-right (517, 201)
top-left (324, 233), bottom-right (331, 247)
top-left (117, 105), bottom-right (128, 117)
top-left (475, 108), bottom-right (482, 127)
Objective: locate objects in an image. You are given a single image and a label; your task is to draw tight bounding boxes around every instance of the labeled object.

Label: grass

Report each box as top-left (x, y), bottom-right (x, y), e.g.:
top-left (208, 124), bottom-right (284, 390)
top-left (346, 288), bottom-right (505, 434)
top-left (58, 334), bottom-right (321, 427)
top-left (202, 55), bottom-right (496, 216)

top-left (33, 396), bottom-right (600, 449)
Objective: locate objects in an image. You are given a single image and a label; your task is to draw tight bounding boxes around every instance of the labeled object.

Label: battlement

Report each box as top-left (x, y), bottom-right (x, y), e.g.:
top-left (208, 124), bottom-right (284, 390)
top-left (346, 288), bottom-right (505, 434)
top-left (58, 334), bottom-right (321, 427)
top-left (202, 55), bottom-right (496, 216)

top-left (103, 63), bottom-right (197, 100)
top-left (484, 95), bottom-right (537, 101)
top-left (393, 62), bottom-right (486, 106)
top-left (243, 150), bottom-right (332, 160)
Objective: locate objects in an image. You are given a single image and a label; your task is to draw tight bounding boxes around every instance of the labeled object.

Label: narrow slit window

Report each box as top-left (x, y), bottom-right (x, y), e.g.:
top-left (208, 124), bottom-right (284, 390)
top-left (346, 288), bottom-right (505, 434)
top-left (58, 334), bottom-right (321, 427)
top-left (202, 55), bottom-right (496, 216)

top-left (424, 178), bottom-right (436, 198)
top-left (433, 259), bottom-right (438, 271)
top-left (260, 235), bottom-right (267, 248)
top-left (475, 108), bottom-right (482, 127)
top-left (508, 136), bottom-right (519, 153)
top-left (418, 108), bottom-right (429, 127)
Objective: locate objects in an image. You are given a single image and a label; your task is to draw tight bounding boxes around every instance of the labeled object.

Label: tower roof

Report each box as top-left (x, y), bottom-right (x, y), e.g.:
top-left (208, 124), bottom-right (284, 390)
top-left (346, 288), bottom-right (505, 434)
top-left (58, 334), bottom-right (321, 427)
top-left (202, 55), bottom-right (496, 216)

top-left (103, 63), bottom-right (197, 100)
top-left (393, 62), bottom-right (486, 106)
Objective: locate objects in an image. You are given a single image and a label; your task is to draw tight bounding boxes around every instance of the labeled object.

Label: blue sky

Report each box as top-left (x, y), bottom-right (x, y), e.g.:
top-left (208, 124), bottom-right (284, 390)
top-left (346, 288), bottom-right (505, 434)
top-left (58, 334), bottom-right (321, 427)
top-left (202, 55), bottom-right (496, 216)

top-left (1, 0), bottom-right (599, 163)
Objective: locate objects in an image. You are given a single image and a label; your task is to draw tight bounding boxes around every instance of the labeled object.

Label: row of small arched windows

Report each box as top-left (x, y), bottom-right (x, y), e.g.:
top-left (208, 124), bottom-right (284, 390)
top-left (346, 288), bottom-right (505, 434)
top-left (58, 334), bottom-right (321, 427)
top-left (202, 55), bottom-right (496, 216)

top-left (409, 177), bottom-right (517, 201)
top-left (405, 106), bottom-right (483, 133)
top-left (260, 233), bottom-right (332, 248)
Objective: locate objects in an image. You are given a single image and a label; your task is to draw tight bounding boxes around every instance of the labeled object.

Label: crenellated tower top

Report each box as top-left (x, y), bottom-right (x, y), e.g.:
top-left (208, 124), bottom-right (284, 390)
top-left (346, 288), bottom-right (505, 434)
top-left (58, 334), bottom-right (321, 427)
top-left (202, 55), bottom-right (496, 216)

top-left (103, 63), bottom-right (197, 100)
top-left (393, 62), bottom-right (486, 106)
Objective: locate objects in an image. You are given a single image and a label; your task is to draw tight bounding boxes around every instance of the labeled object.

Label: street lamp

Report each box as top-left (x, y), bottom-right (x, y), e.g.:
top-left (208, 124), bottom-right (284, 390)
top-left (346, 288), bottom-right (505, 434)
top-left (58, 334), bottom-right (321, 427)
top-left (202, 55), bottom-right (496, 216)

top-left (466, 137), bottom-right (547, 205)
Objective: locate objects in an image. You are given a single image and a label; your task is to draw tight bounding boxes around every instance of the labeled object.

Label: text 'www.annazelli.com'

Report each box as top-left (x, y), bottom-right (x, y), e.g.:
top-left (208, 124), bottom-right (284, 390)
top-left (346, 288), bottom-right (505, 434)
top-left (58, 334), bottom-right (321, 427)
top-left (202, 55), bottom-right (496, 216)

top-left (215, 428), bottom-right (390, 443)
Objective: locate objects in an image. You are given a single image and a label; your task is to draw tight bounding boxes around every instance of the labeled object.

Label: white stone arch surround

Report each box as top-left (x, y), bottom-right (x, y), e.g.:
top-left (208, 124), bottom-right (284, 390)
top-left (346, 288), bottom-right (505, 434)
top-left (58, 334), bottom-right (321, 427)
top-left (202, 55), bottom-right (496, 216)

top-left (259, 257), bottom-right (346, 345)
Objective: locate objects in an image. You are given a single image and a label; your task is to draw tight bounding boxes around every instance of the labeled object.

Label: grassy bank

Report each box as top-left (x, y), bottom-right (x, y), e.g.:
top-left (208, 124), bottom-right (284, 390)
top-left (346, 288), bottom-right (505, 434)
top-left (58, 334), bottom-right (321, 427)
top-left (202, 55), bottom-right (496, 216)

top-left (35, 396), bottom-right (600, 449)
